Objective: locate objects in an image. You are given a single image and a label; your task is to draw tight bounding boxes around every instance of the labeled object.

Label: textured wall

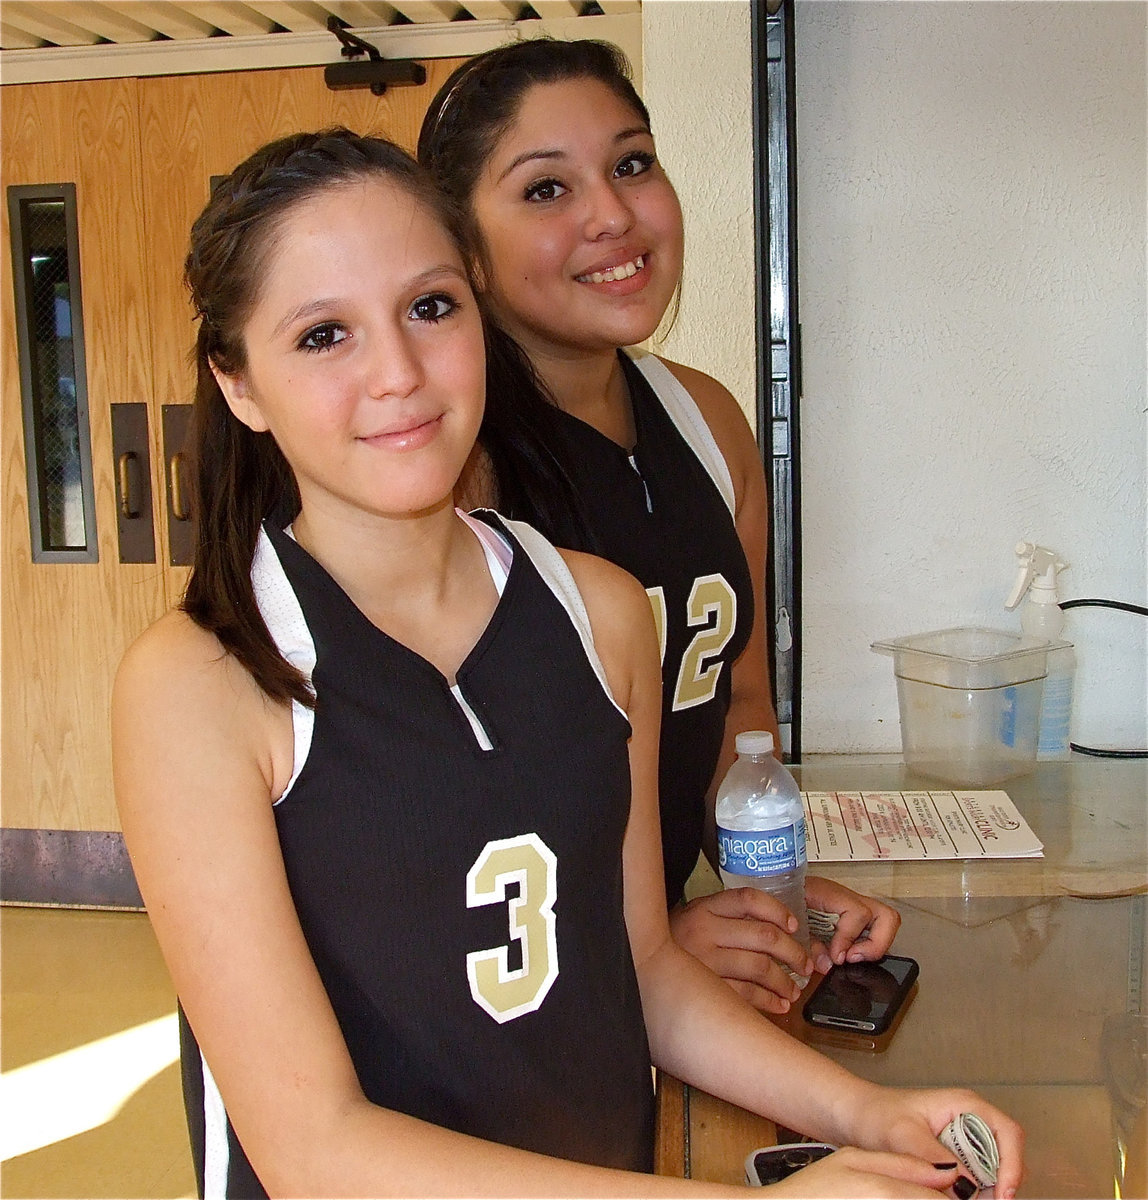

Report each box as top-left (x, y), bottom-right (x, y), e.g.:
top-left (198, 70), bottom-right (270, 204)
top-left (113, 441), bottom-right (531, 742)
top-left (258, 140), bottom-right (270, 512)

top-left (796, 1), bottom-right (1146, 751)
top-left (644, 1), bottom-right (1146, 753)
top-left (642, 0), bottom-right (758, 419)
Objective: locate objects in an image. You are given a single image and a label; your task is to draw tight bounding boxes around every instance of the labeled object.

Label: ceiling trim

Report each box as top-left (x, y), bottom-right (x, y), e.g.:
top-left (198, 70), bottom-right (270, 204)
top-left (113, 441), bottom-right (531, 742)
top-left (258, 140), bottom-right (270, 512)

top-left (0, 11), bottom-right (640, 85)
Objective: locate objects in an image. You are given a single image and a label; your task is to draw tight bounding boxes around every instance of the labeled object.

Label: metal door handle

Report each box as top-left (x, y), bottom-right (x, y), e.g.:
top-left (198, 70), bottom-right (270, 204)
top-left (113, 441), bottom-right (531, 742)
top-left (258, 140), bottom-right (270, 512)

top-left (168, 452), bottom-right (190, 521)
top-left (118, 451), bottom-right (140, 518)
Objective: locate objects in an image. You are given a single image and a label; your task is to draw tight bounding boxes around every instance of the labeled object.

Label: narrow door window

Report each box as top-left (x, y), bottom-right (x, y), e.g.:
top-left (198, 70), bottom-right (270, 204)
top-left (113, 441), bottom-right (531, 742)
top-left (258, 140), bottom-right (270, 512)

top-left (7, 184), bottom-right (98, 562)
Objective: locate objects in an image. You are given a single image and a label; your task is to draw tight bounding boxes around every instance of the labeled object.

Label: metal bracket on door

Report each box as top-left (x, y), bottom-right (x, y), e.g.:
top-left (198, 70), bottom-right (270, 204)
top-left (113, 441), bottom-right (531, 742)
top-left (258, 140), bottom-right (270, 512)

top-left (162, 404), bottom-right (194, 567)
top-left (110, 402), bottom-right (156, 563)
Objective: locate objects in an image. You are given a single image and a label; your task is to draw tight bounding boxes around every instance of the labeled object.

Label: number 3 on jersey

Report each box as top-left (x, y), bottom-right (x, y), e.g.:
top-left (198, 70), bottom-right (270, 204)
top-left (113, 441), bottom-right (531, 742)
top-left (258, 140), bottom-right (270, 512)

top-left (466, 833), bottom-right (559, 1023)
top-left (647, 574), bottom-right (737, 712)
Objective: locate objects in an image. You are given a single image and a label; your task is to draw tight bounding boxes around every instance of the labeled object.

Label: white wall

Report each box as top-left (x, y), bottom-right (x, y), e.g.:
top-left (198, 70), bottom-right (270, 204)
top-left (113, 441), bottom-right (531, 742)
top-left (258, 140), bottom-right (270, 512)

top-left (644, 0), bottom-right (1146, 754)
top-left (642, 0), bottom-right (757, 415)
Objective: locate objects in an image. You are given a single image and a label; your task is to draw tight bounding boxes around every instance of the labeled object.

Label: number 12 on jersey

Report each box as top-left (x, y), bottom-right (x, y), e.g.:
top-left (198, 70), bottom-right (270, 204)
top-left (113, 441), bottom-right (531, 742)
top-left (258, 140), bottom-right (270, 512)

top-left (647, 574), bottom-right (737, 712)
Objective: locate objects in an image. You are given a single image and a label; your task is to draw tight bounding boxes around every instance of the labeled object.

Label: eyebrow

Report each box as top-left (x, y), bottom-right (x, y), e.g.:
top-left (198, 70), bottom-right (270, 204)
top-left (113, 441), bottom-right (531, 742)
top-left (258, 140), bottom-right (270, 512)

top-left (496, 125), bottom-right (653, 184)
top-left (270, 264), bottom-right (468, 340)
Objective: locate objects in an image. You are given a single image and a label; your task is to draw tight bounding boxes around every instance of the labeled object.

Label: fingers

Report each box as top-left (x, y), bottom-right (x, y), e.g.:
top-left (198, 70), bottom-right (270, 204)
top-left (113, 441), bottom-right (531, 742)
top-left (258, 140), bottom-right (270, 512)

top-left (767, 1147), bottom-right (963, 1199)
top-left (844, 901), bottom-right (902, 963)
top-left (668, 891), bottom-right (815, 1011)
top-left (727, 976), bottom-right (799, 1016)
top-left (804, 875), bottom-right (902, 968)
top-left (688, 884), bottom-right (797, 929)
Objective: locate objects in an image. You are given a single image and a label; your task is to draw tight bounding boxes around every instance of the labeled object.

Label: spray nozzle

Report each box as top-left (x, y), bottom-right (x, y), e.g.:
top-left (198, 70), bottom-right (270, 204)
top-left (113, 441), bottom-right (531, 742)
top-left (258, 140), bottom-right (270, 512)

top-left (1005, 540), bottom-right (1069, 610)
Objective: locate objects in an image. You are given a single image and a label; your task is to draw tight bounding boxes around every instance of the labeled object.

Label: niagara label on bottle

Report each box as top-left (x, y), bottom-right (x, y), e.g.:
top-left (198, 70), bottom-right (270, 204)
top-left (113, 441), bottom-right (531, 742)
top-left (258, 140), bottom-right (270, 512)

top-left (714, 730), bottom-right (809, 982)
top-left (717, 827), bottom-right (805, 879)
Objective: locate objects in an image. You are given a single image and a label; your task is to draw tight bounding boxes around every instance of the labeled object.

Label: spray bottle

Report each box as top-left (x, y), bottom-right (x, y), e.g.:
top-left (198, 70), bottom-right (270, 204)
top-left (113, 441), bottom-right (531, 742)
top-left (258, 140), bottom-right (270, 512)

top-left (1005, 541), bottom-right (1074, 759)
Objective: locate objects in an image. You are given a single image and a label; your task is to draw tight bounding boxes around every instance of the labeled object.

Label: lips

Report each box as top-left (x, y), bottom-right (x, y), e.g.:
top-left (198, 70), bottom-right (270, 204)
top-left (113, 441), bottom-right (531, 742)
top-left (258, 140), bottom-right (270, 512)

top-left (574, 254), bottom-right (646, 285)
top-left (358, 413), bottom-right (443, 450)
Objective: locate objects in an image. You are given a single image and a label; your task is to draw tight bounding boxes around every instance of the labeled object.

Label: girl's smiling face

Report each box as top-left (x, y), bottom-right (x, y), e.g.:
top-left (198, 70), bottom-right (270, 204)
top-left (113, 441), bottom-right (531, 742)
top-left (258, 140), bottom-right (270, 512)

top-left (471, 77), bottom-right (684, 362)
top-left (213, 176), bottom-right (486, 524)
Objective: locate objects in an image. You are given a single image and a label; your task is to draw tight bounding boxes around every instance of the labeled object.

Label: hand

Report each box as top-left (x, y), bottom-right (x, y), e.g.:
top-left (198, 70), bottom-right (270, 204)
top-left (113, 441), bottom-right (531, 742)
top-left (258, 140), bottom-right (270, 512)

top-left (668, 888), bottom-right (815, 1014)
top-left (804, 875), bottom-right (901, 976)
top-left (765, 1147), bottom-right (963, 1198)
top-left (847, 1087), bottom-right (1025, 1200)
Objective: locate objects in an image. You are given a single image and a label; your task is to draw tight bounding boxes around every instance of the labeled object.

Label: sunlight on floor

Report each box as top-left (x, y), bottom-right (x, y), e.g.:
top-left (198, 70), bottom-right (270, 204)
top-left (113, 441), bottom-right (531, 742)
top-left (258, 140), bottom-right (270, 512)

top-left (1, 906), bottom-right (196, 1199)
top-left (1, 1012), bottom-right (180, 1161)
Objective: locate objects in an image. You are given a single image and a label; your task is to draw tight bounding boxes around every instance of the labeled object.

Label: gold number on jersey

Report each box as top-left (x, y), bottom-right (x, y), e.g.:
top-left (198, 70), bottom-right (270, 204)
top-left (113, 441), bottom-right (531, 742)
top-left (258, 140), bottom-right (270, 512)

top-left (466, 833), bottom-right (559, 1023)
top-left (671, 574), bottom-right (737, 711)
top-left (645, 586), bottom-right (668, 668)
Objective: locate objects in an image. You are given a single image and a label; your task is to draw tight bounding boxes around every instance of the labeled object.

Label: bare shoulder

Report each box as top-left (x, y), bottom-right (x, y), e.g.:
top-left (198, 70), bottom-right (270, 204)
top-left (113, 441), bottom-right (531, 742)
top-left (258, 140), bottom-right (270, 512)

top-left (116, 608), bottom-right (247, 711)
top-left (113, 608), bottom-right (286, 792)
top-left (657, 357), bottom-right (755, 445)
top-left (655, 356), bottom-right (761, 496)
top-left (559, 547), bottom-right (652, 632)
top-left (555, 548), bottom-right (659, 708)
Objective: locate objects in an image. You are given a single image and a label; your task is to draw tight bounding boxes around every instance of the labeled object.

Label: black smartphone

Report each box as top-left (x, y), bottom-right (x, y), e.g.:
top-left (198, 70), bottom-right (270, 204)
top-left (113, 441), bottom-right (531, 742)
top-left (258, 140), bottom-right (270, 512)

top-left (745, 1143), bottom-right (836, 1186)
top-left (802, 953), bottom-right (920, 1034)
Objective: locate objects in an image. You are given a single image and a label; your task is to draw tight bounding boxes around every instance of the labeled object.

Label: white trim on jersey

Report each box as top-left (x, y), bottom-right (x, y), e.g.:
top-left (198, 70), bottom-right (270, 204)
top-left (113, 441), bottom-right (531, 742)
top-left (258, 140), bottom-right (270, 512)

top-left (458, 508), bottom-right (512, 591)
top-left (494, 515), bottom-right (628, 723)
top-left (623, 347), bottom-right (737, 517)
top-left (256, 512), bottom-right (626, 781)
top-left (201, 1051), bottom-right (230, 1200)
top-left (252, 528), bottom-right (317, 806)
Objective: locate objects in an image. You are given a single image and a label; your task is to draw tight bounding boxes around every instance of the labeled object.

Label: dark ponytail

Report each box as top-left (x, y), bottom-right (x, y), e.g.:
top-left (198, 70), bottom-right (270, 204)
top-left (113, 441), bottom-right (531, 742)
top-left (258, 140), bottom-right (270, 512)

top-left (181, 128), bottom-right (469, 707)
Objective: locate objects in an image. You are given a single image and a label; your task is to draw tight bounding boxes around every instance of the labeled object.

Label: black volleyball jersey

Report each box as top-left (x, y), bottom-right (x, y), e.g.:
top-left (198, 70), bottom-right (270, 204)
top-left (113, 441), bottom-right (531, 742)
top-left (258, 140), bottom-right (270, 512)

top-left (509, 350), bottom-right (755, 906)
top-left (180, 511), bottom-right (654, 1198)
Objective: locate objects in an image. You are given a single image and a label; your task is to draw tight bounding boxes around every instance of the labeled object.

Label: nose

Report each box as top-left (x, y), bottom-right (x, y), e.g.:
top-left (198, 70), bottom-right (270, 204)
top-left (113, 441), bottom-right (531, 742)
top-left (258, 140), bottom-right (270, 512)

top-left (366, 325), bottom-right (423, 401)
top-left (582, 178), bottom-right (635, 240)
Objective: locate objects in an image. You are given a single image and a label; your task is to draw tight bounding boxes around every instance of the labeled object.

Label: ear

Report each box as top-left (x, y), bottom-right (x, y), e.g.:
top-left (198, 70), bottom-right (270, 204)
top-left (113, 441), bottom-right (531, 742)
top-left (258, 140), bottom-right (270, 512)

top-left (211, 361), bottom-right (271, 434)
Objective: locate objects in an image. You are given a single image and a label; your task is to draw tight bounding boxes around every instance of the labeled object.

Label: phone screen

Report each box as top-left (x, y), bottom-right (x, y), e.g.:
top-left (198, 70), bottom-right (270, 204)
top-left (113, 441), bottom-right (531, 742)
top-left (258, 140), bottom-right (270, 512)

top-left (802, 954), bottom-right (919, 1034)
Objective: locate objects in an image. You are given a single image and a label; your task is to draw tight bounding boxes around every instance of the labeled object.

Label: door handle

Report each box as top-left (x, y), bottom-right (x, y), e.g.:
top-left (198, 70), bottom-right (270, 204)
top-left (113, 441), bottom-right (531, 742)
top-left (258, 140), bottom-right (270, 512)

top-left (118, 451), bottom-right (140, 519)
top-left (168, 451), bottom-right (190, 521)
top-left (110, 403), bottom-right (155, 563)
top-left (162, 405), bottom-right (194, 566)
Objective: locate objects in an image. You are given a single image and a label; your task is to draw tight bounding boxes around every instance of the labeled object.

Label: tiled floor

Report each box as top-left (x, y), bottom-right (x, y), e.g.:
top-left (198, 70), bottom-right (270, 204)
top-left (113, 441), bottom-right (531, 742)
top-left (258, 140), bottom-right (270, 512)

top-left (1, 905), bottom-right (196, 1199)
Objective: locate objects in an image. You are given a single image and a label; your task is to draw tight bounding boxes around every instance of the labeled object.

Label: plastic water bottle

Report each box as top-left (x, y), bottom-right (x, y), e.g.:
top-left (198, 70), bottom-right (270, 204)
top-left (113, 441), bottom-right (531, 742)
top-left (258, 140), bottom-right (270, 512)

top-left (715, 731), bottom-right (809, 978)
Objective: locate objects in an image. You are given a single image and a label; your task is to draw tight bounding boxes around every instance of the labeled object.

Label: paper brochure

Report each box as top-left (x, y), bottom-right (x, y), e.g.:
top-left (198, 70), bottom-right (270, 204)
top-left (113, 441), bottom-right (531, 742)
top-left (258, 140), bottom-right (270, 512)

top-left (801, 790), bottom-right (1044, 862)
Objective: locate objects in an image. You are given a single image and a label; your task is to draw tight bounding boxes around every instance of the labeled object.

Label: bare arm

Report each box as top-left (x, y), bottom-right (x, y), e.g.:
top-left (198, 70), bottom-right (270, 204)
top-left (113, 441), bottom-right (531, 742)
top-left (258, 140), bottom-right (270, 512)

top-left (114, 613), bottom-right (732, 1198)
top-left (659, 360), bottom-right (900, 996)
top-left (568, 556), bottom-right (1023, 1199)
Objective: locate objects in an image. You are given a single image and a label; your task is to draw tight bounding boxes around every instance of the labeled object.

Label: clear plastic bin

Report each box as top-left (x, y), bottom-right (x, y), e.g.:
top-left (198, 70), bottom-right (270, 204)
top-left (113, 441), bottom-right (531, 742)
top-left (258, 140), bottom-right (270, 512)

top-left (872, 627), bottom-right (1050, 785)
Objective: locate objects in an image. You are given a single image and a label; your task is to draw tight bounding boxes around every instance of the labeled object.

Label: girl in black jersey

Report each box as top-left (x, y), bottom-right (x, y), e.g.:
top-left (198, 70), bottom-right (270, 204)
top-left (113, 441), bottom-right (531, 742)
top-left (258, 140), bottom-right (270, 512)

top-left (113, 129), bottom-right (1022, 1199)
top-left (418, 39), bottom-right (900, 1013)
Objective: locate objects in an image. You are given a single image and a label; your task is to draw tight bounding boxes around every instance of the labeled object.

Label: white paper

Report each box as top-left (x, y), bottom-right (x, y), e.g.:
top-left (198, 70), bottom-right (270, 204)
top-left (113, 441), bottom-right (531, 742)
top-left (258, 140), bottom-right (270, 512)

top-left (802, 790), bottom-right (1043, 862)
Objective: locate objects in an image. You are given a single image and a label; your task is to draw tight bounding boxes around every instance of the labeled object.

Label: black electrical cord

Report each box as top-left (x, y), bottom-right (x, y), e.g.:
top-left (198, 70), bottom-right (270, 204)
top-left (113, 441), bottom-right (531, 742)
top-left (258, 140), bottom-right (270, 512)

top-left (1058, 597), bottom-right (1148, 758)
top-left (1060, 597), bottom-right (1148, 617)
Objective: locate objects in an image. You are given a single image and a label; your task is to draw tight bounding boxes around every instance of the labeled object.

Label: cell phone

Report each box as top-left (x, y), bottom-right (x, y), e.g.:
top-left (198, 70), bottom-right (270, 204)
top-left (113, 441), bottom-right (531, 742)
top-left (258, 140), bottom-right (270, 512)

top-left (802, 953), bottom-right (920, 1035)
top-left (745, 1142), bottom-right (836, 1186)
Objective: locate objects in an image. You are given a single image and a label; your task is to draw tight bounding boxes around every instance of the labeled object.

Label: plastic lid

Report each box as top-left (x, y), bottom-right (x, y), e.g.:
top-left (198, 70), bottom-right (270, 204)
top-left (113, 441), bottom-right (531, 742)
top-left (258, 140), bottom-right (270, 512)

top-left (735, 730), bottom-right (775, 756)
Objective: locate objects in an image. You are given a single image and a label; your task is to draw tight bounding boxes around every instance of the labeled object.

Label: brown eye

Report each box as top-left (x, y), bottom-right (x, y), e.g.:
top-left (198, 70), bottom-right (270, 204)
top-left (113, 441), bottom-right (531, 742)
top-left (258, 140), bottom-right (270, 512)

top-left (523, 178), bottom-right (567, 203)
top-left (615, 151), bottom-right (655, 179)
top-left (410, 293), bottom-right (456, 322)
top-left (299, 323), bottom-right (347, 352)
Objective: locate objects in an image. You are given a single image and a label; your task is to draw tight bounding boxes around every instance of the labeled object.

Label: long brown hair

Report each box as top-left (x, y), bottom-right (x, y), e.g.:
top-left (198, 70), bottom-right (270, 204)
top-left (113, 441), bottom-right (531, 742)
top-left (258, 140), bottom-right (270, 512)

top-left (181, 129), bottom-right (472, 707)
top-left (417, 39), bottom-right (657, 549)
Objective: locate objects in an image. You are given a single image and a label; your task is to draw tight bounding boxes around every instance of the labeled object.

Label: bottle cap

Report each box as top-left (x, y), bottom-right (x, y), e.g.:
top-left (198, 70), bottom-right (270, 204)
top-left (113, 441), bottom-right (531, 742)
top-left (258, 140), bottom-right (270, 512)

top-left (735, 730), bottom-right (775, 756)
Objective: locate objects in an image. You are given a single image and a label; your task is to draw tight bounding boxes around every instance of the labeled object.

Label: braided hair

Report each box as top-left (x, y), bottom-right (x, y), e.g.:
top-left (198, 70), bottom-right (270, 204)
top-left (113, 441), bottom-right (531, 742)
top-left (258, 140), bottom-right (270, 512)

top-left (181, 129), bottom-right (472, 706)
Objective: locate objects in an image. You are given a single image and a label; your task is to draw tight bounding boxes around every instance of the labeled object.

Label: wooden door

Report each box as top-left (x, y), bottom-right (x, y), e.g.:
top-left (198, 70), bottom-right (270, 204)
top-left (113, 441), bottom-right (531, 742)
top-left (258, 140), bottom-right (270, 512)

top-left (2, 76), bottom-right (163, 835)
top-left (136, 60), bottom-right (464, 607)
top-left (2, 61), bottom-right (464, 876)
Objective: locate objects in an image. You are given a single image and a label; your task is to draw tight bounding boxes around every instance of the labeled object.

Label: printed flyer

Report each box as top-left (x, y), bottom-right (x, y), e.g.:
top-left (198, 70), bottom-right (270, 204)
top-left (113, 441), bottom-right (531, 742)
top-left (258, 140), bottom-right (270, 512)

top-left (802, 790), bottom-right (1044, 862)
